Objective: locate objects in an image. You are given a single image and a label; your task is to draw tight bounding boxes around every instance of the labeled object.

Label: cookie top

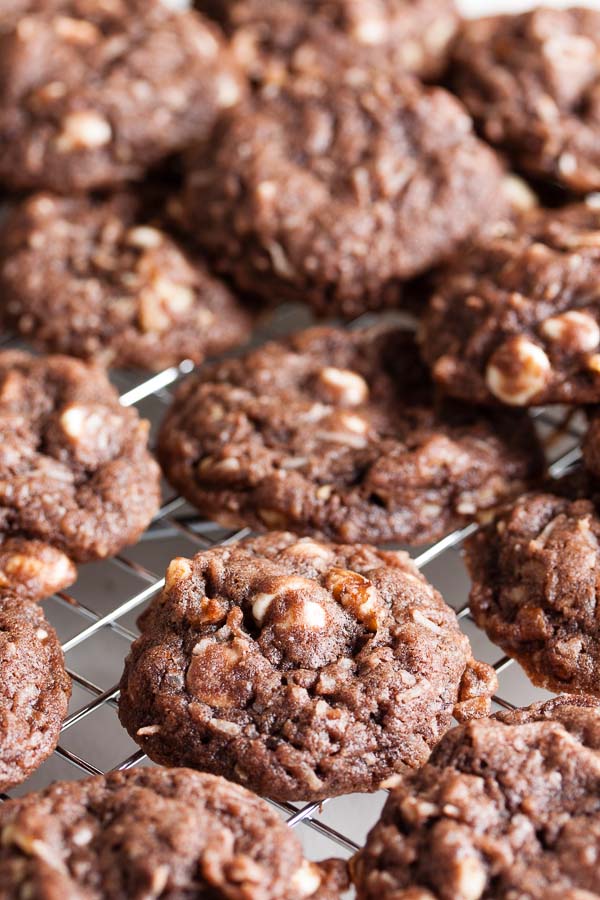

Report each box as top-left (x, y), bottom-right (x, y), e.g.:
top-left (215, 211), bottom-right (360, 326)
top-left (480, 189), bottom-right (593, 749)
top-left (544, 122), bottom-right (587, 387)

top-left (119, 531), bottom-right (497, 802)
top-left (0, 766), bottom-right (347, 898)
top-left (157, 325), bottom-right (544, 546)
top-left (183, 73), bottom-right (508, 317)
top-left (0, 350), bottom-right (160, 562)
top-left (197, 0), bottom-right (459, 84)
top-left (0, 595), bottom-right (71, 792)
top-left (421, 202), bottom-right (600, 406)
top-left (466, 488), bottom-right (600, 697)
top-left (0, 0), bottom-right (244, 192)
top-left (351, 696), bottom-right (600, 900)
top-left (451, 7), bottom-right (600, 193)
top-left (0, 192), bottom-right (252, 371)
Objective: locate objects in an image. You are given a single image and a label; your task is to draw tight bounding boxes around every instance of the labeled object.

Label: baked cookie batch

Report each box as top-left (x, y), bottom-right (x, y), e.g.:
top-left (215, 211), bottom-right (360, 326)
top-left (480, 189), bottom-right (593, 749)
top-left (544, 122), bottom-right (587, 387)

top-left (1, 1), bottom-right (600, 898)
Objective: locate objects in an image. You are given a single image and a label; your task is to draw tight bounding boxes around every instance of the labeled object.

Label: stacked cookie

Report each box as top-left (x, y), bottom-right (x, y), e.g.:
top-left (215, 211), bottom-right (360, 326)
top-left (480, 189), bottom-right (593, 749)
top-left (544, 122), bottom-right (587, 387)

top-left (1, 1), bottom-right (600, 899)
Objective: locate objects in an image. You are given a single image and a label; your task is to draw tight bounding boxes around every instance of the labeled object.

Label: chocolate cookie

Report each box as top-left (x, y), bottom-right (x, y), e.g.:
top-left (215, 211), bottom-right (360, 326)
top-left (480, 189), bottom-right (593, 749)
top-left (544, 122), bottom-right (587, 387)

top-left (0, 0), bottom-right (244, 193)
top-left (119, 532), bottom-right (498, 802)
top-left (421, 201), bottom-right (600, 407)
top-left (451, 7), bottom-right (600, 194)
top-left (465, 488), bottom-right (600, 697)
top-left (0, 192), bottom-right (252, 370)
top-left (0, 350), bottom-right (160, 563)
top-left (0, 766), bottom-right (347, 898)
top-left (197, 0), bottom-right (459, 84)
top-left (157, 325), bottom-right (544, 546)
top-left (351, 696), bottom-right (600, 900)
top-left (0, 595), bottom-right (70, 792)
top-left (183, 73), bottom-right (508, 318)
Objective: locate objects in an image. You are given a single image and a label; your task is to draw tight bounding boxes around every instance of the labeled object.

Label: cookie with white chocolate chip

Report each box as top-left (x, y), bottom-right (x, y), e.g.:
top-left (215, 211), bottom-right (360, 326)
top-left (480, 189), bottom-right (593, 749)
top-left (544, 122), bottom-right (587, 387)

top-left (465, 482), bottom-right (600, 697)
top-left (0, 766), bottom-right (347, 897)
top-left (119, 532), bottom-right (497, 801)
top-left (351, 695), bottom-right (600, 900)
top-left (421, 202), bottom-right (600, 406)
top-left (0, 595), bottom-right (71, 791)
top-left (0, 192), bottom-right (252, 370)
top-left (196, 0), bottom-right (459, 85)
top-left (183, 71), bottom-right (509, 318)
top-left (0, 0), bottom-right (245, 193)
top-left (451, 7), bottom-right (600, 194)
top-left (157, 325), bottom-right (544, 546)
top-left (0, 350), bottom-right (160, 563)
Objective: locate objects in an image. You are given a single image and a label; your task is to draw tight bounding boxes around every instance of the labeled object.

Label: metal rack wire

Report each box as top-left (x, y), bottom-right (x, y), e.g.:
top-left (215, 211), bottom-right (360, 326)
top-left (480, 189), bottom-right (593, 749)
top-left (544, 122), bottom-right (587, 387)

top-left (0, 312), bottom-right (587, 885)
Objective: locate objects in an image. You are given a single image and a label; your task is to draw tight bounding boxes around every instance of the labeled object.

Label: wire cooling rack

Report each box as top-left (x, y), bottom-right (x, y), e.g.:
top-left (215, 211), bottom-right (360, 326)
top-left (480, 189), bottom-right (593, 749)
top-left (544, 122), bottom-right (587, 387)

top-left (0, 303), bottom-right (587, 890)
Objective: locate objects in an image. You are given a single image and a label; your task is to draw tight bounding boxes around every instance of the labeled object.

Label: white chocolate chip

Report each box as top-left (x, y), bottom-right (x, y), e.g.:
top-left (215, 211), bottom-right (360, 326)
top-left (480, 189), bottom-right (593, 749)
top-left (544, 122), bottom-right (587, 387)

top-left (150, 865), bottom-right (170, 895)
top-left (139, 280), bottom-right (195, 334)
top-left (136, 724), bottom-right (162, 736)
top-left (486, 337), bottom-right (551, 405)
top-left (454, 857), bottom-right (487, 900)
top-left (252, 576), bottom-right (323, 625)
top-left (252, 592), bottom-right (275, 625)
top-left (299, 600), bottom-right (327, 629)
top-left (216, 73), bottom-right (242, 108)
top-left (53, 16), bottom-right (99, 44)
top-left (36, 628), bottom-right (48, 642)
top-left (540, 310), bottom-right (600, 352)
top-left (290, 861), bottom-right (322, 898)
top-left (56, 111), bottom-right (112, 152)
top-left (126, 226), bottom-right (164, 249)
top-left (411, 609), bottom-right (443, 634)
top-left (71, 826), bottom-right (93, 847)
top-left (353, 16), bottom-right (386, 45)
top-left (318, 367), bottom-right (369, 406)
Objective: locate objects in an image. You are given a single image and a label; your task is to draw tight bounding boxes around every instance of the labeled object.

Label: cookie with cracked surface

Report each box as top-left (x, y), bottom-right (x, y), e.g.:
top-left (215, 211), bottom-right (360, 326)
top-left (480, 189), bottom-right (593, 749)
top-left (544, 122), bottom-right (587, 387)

top-left (351, 696), bottom-right (600, 900)
top-left (0, 766), bottom-right (347, 898)
top-left (465, 483), bottom-right (600, 696)
top-left (0, 350), bottom-right (160, 563)
top-left (196, 0), bottom-right (459, 84)
top-left (451, 7), bottom-right (600, 194)
top-left (183, 73), bottom-right (508, 318)
top-left (421, 202), bottom-right (600, 407)
top-left (0, 192), bottom-right (252, 371)
top-left (0, 0), bottom-right (244, 193)
top-left (119, 532), bottom-right (498, 802)
top-left (0, 595), bottom-right (71, 792)
top-left (157, 325), bottom-right (544, 546)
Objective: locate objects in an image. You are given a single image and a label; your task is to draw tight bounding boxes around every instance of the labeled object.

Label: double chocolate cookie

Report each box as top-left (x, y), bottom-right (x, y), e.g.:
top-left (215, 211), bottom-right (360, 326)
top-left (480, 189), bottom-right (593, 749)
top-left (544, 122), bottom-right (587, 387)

top-left (0, 0), bottom-right (244, 192)
top-left (0, 192), bottom-right (252, 370)
top-left (0, 351), bottom-right (160, 564)
top-left (421, 202), bottom-right (600, 406)
top-left (465, 472), bottom-right (600, 697)
top-left (352, 696), bottom-right (600, 900)
top-left (452, 7), bottom-right (600, 193)
top-left (0, 595), bottom-right (70, 792)
top-left (197, 0), bottom-right (459, 84)
top-left (119, 532), bottom-right (497, 802)
top-left (0, 766), bottom-right (347, 897)
top-left (158, 325), bottom-right (543, 546)
top-left (183, 73), bottom-right (508, 317)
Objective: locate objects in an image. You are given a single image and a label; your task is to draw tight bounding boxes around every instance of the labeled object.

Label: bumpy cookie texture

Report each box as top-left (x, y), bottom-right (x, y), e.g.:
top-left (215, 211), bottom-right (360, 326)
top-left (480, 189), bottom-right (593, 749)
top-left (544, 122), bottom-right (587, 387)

top-left (452, 7), bottom-right (600, 193)
top-left (183, 74), bottom-right (508, 318)
top-left (351, 696), bottom-right (600, 900)
top-left (421, 202), bottom-right (600, 406)
top-left (197, 0), bottom-right (459, 84)
top-left (0, 0), bottom-right (244, 192)
top-left (0, 351), bottom-right (160, 562)
top-left (0, 767), bottom-right (347, 898)
top-left (465, 489), bottom-right (600, 696)
top-left (119, 532), bottom-right (497, 802)
top-left (0, 192), bottom-right (252, 370)
top-left (0, 596), bottom-right (71, 792)
top-left (157, 325), bottom-right (543, 546)
top-left (0, 537), bottom-right (75, 602)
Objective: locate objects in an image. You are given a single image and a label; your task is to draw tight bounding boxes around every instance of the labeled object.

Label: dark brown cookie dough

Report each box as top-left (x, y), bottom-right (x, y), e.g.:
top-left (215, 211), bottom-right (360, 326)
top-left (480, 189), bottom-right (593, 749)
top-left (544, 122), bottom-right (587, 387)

top-left (119, 532), bottom-right (498, 802)
top-left (183, 73), bottom-right (508, 318)
top-left (465, 488), bottom-right (600, 696)
top-left (197, 0), bottom-right (459, 84)
top-left (0, 0), bottom-right (245, 193)
top-left (0, 350), bottom-right (160, 563)
top-left (421, 201), bottom-right (600, 407)
top-left (0, 766), bottom-right (347, 898)
top-left (0, 595), bottom-right (70, 792)
top-left (157, 325), bottom-right (544, 546)
top-left (451, 7), bottom-right (600, 194)
top-left (351, 696), bottom-right (600, 900)
top-left (0, 192), bottom-right (252, 371)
